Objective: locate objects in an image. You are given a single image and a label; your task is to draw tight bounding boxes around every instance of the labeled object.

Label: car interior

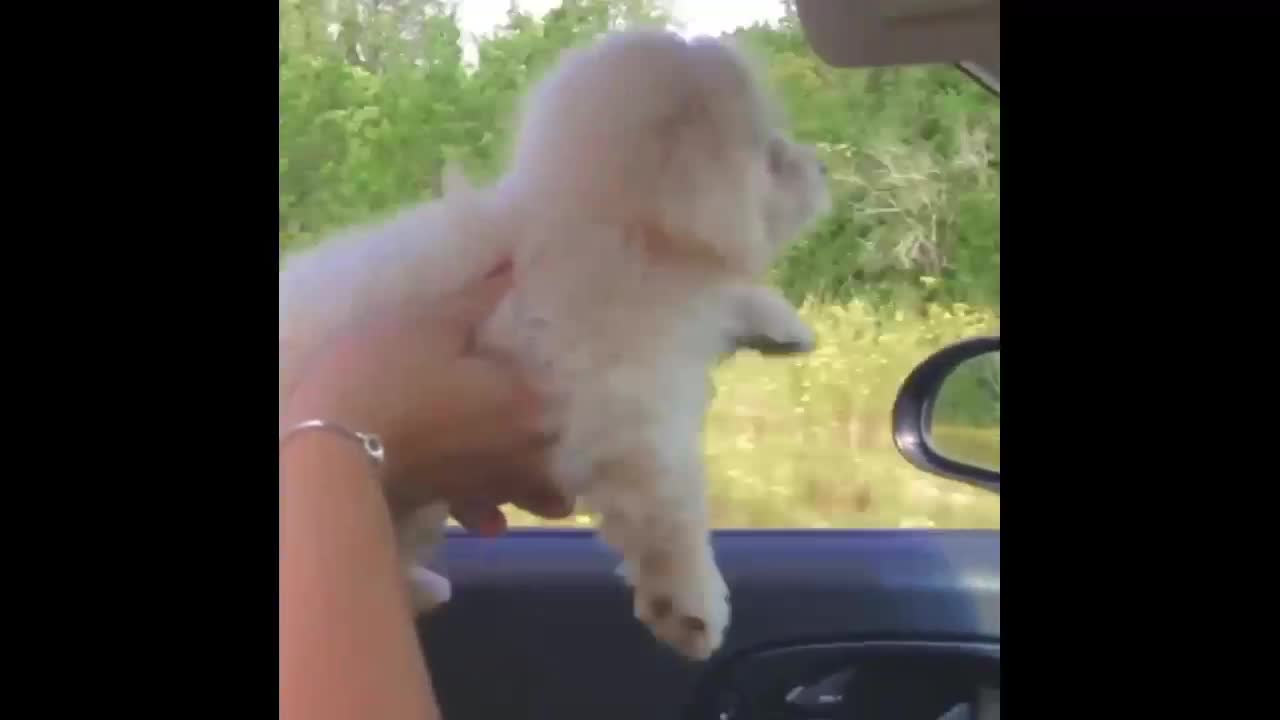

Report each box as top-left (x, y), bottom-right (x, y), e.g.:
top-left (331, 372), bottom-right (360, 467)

top-left (416, 2), bottom-right (1001, 719)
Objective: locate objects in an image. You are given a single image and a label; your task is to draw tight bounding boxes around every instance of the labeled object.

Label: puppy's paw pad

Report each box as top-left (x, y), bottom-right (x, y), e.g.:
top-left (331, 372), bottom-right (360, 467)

top-left (680, 616), bottom-right (707, 633)
top-left (736, 333), bottom-right (814, 356)
top-left (634, 581), bottom-right (729, 660)
top-left (735, 322), bottom-right (816, 356)
top-left (650, 596), bottom-right (674, 619)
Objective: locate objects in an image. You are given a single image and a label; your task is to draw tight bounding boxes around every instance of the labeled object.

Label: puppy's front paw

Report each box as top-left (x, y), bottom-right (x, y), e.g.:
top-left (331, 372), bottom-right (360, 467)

top-left (633, 567), bottom-right (730, 660)
top-left (729, 286), bottom-right (816, 356)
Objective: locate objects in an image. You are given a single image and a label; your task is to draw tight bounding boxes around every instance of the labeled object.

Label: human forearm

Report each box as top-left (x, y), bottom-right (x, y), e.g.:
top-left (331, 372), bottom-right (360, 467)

top-left (279, 431), bottom-right (440, 720)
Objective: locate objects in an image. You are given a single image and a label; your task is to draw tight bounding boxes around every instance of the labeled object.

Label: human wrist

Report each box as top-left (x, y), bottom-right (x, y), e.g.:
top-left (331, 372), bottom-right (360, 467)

top-left (282, 387), bottom-right (429, 501)
top-left (280, 427), bottom-right (376, 476)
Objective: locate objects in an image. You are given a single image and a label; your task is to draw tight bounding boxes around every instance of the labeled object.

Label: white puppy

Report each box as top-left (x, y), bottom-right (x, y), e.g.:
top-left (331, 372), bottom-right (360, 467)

top-left (279, 29), bottom-right (831, 660)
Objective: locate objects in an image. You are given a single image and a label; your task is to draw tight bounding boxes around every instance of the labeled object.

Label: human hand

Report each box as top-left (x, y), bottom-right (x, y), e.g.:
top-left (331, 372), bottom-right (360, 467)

top-left (281, 267), bottom-right (572, 532)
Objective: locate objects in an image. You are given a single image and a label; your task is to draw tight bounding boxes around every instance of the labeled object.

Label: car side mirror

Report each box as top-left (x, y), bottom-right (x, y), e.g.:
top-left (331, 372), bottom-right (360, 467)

top-left (892, 336), bottom-right (999, 494)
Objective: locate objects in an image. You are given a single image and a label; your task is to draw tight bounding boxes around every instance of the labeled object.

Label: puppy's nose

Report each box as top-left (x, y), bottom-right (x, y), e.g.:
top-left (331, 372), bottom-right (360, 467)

top-left (818, 161), bottom-right (828, 176)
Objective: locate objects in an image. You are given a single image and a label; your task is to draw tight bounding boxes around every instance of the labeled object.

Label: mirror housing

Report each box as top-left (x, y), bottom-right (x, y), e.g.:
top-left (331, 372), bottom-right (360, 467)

top-left (892, 336), bottom-right (999, 493)
top-left (795, 0), bottom-right (999, 95)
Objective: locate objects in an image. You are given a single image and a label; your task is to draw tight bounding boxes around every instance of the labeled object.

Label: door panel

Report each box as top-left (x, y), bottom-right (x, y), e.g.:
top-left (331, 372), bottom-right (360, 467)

top-left (419, 528), bottom-right (999, 720)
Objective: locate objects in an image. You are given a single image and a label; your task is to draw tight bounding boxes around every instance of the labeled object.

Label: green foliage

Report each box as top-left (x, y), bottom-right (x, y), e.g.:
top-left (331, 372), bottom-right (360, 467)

top-left (280, 0), bottom-right (1001, 530)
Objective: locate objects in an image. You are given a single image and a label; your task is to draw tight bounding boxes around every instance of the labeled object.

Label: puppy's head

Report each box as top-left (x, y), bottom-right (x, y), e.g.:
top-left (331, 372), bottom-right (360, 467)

top-left (503, 30), bottom-right (830, 277)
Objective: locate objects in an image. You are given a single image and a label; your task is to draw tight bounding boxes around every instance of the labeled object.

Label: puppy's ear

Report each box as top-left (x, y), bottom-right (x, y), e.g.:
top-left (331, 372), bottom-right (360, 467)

top-left (723, 284), bottom-right (816, 356)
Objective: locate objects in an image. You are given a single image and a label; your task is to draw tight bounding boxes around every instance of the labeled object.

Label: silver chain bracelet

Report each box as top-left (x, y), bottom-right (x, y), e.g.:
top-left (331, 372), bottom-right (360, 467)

top-left (280, 419), bottom-right (386, 470)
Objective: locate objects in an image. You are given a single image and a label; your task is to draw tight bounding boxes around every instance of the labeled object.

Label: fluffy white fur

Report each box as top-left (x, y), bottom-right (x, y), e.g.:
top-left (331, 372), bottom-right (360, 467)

top-left (279, 29), bottom-right (831, 660)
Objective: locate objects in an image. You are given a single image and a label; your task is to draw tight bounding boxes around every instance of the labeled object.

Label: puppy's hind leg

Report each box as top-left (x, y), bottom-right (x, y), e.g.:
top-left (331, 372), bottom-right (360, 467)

top-left (395, 502), bottom-right (452, 615)
top-left (580, 443), bottom-right (729, 661)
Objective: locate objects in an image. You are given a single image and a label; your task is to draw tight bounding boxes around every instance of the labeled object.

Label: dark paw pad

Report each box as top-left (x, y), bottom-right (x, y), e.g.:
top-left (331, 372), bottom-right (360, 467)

top-left (680, 616), bottom-right (707, 634)
top-left (733, 334), bottom-right (813, 356)
top-left (650, 596), bottom-right (673, 619)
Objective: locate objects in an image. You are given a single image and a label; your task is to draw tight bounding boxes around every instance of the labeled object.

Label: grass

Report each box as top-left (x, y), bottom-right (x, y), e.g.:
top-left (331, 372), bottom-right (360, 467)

top-left (504, 299), bottom-right (1001, 530)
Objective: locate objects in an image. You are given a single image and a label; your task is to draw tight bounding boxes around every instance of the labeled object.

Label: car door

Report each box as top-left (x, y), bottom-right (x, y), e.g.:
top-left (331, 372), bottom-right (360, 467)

top-left (420, 525), bottom-right (998, 720)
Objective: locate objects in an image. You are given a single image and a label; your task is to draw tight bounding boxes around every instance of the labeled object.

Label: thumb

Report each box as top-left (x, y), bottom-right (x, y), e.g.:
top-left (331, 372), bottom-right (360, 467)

top-left (452, 503), bottom-right (509, 537)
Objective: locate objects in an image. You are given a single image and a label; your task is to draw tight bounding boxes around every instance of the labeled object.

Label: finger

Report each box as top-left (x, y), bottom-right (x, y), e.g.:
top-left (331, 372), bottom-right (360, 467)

top-left (451, 503), bottom-right (508, 537)
top-left (421, 449), bottom-right (554, 509)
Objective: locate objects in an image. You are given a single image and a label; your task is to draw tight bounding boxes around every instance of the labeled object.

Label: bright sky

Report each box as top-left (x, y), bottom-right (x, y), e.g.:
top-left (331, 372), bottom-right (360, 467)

top-left (454, 0), bottom-right (784, 44)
